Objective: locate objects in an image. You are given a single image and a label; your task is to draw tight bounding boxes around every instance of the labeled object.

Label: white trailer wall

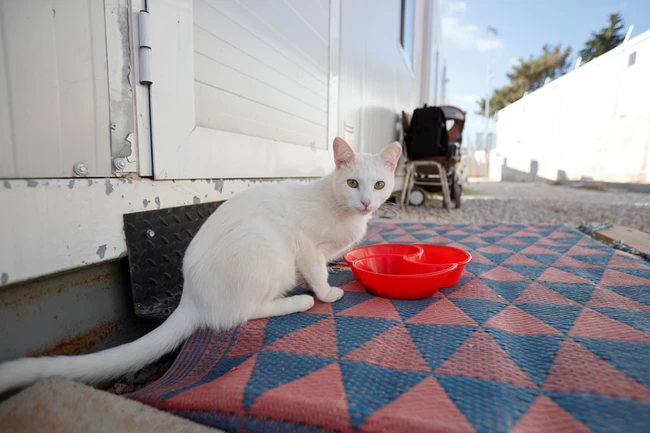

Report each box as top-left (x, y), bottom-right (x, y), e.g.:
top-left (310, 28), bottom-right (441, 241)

top-left (321, 0), bottom-right (444, 156)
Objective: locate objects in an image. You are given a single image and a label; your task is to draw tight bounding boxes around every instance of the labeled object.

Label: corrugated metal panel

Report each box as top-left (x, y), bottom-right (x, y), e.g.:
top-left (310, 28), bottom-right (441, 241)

top-left (0, 0), bottom-right (111, 178)
top-left (193, 0), bottom-right (329, 150)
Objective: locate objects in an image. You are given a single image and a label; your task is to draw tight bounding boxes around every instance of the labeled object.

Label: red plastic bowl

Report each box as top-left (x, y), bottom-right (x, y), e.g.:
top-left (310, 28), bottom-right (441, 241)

top-left (404, 244), bottom-right (472, 286)
top-left (352, 255), bottom-right (457, 300)
top-left (344, 244), bottom-right (423, 265)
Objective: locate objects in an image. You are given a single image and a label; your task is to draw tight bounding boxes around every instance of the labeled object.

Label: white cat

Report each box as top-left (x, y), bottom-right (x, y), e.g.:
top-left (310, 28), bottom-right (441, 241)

top-left (0, 138), bottom-right (401, 393)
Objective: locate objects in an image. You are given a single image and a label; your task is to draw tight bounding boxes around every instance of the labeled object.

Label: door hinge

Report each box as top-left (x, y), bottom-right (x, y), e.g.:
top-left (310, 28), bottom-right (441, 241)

top-left (138, 10), bottom-right (152, 85)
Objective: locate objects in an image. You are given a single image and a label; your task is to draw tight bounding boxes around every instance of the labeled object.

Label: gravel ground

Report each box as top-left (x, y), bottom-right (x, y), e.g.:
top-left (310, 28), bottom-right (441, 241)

top-left (375, 181), bottom-right (650, 232)
top-left (105, 351), bottom-right (179, 395)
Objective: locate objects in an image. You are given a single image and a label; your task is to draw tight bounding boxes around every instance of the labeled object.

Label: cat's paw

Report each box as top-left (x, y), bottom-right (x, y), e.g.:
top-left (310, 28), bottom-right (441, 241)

top-left (318, 287), bottom-right (345, 303)
top-left (298, 295), bottom-right (316, 312)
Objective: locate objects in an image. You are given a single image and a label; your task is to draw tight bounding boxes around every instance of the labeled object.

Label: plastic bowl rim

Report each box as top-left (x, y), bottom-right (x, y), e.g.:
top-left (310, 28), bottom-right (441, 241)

top-left (410, 243), bottom-right (473, 266)
top-left (351, 255), bottom-right (458, 278)
top-left (343, 244), bottom-right (424, 265)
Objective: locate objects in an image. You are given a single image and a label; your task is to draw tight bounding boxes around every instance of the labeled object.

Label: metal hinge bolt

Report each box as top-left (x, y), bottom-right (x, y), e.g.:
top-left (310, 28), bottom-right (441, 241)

top-left (73, 163), bottom-right (88, 177)
top-left (146, 229), bottom-right (156, 238)
top-left (113, 158), bottom-right (127, 170)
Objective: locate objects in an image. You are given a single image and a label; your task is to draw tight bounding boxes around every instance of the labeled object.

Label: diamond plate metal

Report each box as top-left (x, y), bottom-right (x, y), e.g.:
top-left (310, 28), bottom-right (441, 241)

top-left (123, 201), bottom-right (224, 320)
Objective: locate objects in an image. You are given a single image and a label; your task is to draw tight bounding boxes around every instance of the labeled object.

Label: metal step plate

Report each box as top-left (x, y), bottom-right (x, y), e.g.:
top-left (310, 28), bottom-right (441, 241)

top-left (123, 201), bottom-right (224, 320)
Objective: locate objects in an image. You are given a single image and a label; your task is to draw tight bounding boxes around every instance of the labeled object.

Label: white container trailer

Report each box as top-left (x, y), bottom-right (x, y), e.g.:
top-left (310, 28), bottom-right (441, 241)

top-left (1, 0), bottom-right (445, 287)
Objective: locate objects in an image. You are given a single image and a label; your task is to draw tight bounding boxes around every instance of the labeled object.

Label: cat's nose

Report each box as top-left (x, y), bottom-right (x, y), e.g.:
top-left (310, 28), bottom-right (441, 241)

top-left (361, 199), bottom-right (371, 209)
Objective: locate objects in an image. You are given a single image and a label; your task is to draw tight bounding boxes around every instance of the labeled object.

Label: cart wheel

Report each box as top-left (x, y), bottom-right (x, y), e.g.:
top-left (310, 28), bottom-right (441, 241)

top-left (408, 187), bottom-right (426, 206)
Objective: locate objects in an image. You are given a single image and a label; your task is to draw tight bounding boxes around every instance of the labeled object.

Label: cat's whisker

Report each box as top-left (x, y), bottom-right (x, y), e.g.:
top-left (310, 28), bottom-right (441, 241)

top-left (375, 201), bottom-right (403, 218)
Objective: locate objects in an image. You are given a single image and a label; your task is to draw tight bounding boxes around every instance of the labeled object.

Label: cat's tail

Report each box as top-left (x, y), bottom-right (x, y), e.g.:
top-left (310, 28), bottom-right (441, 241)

top-left (0, 302), bottom-right (197, 394)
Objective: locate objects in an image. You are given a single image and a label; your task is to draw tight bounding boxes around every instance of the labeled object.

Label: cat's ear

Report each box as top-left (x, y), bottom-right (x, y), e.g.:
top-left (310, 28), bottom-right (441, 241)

top-left (333, 137), bottom-right (355, 168)
top-left (379, 142), bottom-right (402, 171)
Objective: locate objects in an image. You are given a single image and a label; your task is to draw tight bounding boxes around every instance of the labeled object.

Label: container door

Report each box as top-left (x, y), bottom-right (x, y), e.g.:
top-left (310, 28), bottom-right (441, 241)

top-left (147, 0), bottom-right (339, 179)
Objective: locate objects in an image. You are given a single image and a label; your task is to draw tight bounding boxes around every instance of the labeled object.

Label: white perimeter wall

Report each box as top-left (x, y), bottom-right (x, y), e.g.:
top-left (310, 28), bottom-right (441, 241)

top-left (496, 29), bottom-right (650, 183)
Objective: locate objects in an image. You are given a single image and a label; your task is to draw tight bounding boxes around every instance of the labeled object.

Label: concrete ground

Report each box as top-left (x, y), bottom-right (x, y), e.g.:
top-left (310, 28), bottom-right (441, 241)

top-left (376, 181), bottom-right (650, 233)
top-left (0, 378), bottom-right (223, 433)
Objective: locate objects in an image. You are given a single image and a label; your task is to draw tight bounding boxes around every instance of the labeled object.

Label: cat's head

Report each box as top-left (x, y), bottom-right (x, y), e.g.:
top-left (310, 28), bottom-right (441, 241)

top-left (330, 137), bottom-right (402, 215)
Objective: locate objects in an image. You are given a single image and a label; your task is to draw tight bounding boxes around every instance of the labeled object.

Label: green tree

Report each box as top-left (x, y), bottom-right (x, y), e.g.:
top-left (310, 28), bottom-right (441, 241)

top-left (477, 44), bottom-right (571, 116)
top-left (579, 13), bottom-right (625, 63)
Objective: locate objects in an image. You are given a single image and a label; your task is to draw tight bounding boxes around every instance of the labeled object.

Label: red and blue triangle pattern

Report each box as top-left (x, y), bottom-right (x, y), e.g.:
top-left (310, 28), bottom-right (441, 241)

top-left (129, 224), bottom-right (650, 433)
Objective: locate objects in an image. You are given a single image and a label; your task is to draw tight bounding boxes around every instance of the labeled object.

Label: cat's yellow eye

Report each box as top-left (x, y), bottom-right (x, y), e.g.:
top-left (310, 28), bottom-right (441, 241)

top-left (347, 179), bottom-right (359, 188)
top-left (374, 181), bottom-right (385, 190)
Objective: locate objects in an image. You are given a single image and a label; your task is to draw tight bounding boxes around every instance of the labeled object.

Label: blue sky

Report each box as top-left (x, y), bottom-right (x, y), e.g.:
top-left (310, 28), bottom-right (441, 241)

top-left (441, 0), bottom-right (650, 146)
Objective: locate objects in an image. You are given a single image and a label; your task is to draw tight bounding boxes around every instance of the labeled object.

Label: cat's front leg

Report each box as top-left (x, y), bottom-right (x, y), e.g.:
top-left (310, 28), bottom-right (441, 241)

top-left (297, 245), bottom-right (344, 303)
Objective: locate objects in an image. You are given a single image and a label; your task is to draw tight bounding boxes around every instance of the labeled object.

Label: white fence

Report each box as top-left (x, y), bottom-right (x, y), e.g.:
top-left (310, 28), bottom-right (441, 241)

top-left (496, 29), bottom-right (650, 183)
top-left (463, 150), bottom-right (490, 178)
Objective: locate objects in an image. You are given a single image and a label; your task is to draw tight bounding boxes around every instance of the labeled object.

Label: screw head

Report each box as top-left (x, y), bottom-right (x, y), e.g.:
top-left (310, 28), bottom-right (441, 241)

top-left (110, 123), bottom-right (117, 130)
top-left (146, 229), bottom-right (155, 238)
top-left (73, 163), bottom-right (88, 177)
top-left (113, 158), bottom-right (127, 170)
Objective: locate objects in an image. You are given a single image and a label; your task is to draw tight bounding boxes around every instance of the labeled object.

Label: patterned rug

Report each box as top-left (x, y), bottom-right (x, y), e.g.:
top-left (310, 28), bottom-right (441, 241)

top-left (129, 223), bottom-right (650, 433)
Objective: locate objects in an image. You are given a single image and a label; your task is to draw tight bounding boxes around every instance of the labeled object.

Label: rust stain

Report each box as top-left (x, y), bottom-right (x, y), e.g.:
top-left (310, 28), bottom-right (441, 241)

top-left (1, 267), bottom-right (121, 310)
top-left (29, 319), bottom-right (125, 357)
